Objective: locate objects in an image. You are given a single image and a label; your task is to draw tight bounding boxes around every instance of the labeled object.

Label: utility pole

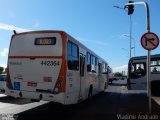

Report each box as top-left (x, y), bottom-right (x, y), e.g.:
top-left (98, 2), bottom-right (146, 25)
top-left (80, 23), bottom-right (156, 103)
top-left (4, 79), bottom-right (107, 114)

top-left (124, 34), bottom-right (135, 57)
top-left (124, 1), bottom-right (151, 113)
top-left (130, 15), bottom-right (132, 58)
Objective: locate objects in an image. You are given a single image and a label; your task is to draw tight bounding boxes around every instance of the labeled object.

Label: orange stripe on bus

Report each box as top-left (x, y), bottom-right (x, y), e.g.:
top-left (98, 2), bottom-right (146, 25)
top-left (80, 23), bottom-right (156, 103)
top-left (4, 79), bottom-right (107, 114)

top-left (58, 32), bottom-right (67, 92)
top-left (6, 35), bottom-right (14, 89)
top-left (6, 65), bottom-right (13, 89)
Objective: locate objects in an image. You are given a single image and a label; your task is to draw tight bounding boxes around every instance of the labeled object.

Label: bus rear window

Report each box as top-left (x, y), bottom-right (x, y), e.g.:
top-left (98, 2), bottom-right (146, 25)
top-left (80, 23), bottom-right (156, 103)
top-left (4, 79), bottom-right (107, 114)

top-left (35, 37), bottom-right (56, 45)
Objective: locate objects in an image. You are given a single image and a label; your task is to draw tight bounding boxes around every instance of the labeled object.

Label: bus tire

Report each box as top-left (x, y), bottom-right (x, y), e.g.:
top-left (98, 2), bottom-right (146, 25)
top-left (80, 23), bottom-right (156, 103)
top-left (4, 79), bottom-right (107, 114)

top-left (88, 85), bottom-right (93, 100)
top-left (104, 82), bottom-right (107, 90)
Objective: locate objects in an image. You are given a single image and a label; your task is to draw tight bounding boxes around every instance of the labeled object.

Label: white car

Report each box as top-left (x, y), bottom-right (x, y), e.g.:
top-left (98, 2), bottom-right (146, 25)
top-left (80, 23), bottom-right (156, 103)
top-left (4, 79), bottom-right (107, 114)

top-left (0, 74), bottom-right (6, 92)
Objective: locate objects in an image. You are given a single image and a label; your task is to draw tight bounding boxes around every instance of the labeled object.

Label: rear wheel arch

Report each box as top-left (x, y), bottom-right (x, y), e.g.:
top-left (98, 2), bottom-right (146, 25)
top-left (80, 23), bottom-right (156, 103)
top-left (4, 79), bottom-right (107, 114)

top-left (88, 85), bottom-right (93, 100)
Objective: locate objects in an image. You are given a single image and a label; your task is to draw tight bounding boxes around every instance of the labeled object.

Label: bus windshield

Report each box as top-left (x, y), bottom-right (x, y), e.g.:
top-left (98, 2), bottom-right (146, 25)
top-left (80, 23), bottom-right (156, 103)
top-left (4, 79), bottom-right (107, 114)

top-left (129, 62), bottom-right (146, 79)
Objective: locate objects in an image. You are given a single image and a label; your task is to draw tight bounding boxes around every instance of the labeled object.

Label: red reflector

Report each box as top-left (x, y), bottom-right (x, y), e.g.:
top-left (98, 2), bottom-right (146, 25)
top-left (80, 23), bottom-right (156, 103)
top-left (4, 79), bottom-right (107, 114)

top-left (56, 83), bottom-right (61, 88)
top-left (27, 82), bottom-right (37, 87)
top-left (49, 95), bottom-right (54, 98)
top-left (44, 77), bottom-right (52, 82)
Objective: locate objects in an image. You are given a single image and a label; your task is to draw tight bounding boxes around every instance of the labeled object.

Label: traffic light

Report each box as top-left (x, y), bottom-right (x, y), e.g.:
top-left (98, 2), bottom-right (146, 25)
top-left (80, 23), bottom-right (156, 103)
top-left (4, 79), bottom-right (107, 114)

top-left (125, 1), bottom-right (134, 15)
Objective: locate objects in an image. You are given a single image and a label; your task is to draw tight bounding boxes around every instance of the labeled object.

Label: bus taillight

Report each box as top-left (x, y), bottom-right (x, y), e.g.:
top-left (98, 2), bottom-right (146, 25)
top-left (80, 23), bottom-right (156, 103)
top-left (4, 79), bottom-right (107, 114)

top-left (53, 76), bottom-right (64, 94)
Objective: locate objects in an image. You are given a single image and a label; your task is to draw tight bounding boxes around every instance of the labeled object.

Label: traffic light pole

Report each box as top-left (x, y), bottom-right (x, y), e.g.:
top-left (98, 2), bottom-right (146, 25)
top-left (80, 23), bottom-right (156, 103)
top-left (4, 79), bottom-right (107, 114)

top-left (125, 2), bottom-right (151, 113)
top-left (130, 15), bottom-right (132, 59)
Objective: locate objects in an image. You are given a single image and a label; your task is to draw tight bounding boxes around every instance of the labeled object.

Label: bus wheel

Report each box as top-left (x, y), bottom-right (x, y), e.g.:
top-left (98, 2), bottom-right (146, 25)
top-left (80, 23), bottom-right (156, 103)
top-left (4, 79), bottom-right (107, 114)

top-left (104, 82), bottom-right (107, 90)
top-left (88, 86), bottom-right (93, 100)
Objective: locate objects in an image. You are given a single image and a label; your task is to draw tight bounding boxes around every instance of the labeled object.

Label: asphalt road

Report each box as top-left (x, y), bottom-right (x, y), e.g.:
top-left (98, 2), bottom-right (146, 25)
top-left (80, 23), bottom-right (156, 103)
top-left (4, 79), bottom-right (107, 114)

top-left (0, 79), bottom-right (160, 120)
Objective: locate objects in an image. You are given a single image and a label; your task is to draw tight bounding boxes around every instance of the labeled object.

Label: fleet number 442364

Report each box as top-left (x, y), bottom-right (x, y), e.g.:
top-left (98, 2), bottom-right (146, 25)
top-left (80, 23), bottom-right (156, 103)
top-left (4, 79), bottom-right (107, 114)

top-left (41, 61), bottom-right (60, 66)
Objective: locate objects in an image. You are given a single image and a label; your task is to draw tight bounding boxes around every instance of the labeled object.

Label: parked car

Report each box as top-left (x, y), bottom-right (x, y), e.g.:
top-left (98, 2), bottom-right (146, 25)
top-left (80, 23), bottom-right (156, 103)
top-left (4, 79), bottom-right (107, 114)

top-left (0, 74), bottom-right (6, 92)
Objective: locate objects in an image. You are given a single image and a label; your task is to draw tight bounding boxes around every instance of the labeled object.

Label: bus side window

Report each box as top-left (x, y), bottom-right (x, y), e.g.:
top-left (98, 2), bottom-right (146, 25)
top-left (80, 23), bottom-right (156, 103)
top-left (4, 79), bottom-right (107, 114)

top-left (91, 55), bottom-right (96, 73)
top-left (151, 59), bottom-right (160, 73)
top-left (80, 55), bottom-right (85, 76)
top-left (152, 67), bottom-right (158, 72)
top-left (86, 52), bottom-right (98, 73)
top-left (98, 63), bottom-right (101, 76)
top-left (129, 62), bottom-right (146, 78)
top-left (87, 52), bottom-right (91, 72)
top-left (67, 41), bottom-right (79, 70)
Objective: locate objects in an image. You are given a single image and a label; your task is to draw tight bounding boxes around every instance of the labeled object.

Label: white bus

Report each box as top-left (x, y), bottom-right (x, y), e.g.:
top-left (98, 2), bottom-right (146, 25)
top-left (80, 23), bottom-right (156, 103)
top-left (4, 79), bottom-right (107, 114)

top-left (6, 30), bottom-right (110, 104)
top-left (127, 54), bottom-right (160, 95)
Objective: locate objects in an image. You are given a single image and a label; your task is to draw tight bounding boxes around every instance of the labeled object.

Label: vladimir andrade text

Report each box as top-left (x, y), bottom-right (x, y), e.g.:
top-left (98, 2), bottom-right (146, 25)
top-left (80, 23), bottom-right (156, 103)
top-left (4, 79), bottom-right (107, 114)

top-left (117, 114), bottom-right (159, 120)
top-left (0, 114), bottom-right (18, 120)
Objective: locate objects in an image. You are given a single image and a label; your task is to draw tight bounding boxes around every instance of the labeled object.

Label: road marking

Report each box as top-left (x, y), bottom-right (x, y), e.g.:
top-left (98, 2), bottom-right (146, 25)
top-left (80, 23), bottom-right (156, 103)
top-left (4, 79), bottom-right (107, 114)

top-left (0, 94), bottom-right (7, 97)
top-left (152, 97), bottom-right (160, 106)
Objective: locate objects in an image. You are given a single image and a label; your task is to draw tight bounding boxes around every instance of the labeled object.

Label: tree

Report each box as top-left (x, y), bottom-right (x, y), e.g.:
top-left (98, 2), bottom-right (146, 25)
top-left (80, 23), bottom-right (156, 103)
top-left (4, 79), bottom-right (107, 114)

top-left (0, 67), bottom-right (4, 74)
top-left (4, 68), bottom-right (7, 74)
top-left (114, 72), bottom-right (123, 77)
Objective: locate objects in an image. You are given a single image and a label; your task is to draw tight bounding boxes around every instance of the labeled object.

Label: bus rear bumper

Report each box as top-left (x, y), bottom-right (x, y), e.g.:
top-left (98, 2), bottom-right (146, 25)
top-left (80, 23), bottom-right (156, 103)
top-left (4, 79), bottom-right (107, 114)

top-left (6, 89), bottom-right (65, 104)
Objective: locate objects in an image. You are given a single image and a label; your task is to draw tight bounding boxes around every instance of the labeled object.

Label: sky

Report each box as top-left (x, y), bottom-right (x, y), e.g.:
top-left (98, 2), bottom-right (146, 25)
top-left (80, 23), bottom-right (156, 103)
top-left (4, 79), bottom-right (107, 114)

top-left (0, 0), bottom-right (160, 73)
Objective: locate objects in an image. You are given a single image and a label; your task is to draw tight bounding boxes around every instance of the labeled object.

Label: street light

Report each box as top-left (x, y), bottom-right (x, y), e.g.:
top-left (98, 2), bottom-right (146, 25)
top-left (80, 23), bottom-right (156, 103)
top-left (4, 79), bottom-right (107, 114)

top-left (113, 5), bottom-right (133, 59)
top-left (113, 5), bottom-right (124, 10)
top-left (121, 48), bottom-right (129, 58)
top-left (124, 34), bottom-right (135, 57)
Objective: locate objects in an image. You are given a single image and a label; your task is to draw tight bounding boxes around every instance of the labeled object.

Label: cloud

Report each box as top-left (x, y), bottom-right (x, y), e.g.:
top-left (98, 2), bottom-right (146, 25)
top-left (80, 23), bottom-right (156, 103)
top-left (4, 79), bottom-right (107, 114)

top-left (133, 22), bottom-right (138, 26)
top-left (0, 22), bottom-right (31, 32)
top-left (0, 48), bottom-right (9, 57)
top-left (34, 22), bottom-right (40, 28)
top-left (115, 33), bottom-right (131, 40)
top-left (7, 11), bottom-right (16, 18)
top-left (76, 37), bottom-right (112, 47)
top-left (113, 64), bottom-right (128, 73)
top-left (109, 33), bottom-right (130, 40)
top-left (119, 33), bottom-right (130, 39)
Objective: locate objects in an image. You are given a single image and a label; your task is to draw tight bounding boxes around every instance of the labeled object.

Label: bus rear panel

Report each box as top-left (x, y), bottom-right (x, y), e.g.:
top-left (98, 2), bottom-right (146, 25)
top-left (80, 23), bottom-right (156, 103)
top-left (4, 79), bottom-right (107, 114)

top-left (7, 31), bottom-right (67, 104)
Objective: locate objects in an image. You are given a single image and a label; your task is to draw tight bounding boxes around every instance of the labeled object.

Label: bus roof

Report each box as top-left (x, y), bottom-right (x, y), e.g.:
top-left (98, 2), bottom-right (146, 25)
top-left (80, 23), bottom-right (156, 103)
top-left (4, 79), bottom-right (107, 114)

top-left (130, 54), bottom-right (160, 61)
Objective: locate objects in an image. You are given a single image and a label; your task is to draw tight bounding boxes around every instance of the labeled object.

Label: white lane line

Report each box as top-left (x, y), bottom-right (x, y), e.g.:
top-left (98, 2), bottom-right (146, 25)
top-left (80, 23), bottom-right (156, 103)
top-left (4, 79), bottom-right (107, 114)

top-left (152, 97), bottom-right (160, 105)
